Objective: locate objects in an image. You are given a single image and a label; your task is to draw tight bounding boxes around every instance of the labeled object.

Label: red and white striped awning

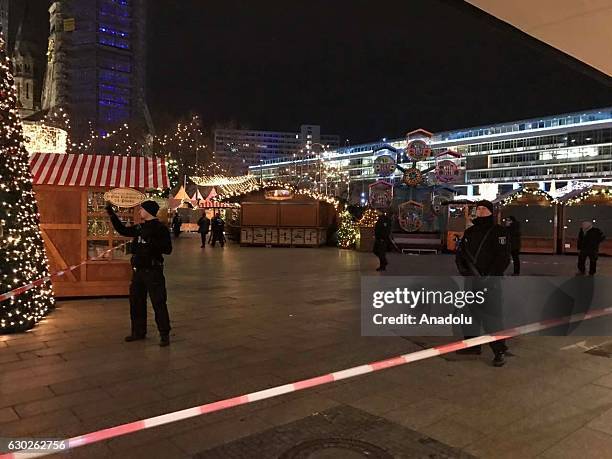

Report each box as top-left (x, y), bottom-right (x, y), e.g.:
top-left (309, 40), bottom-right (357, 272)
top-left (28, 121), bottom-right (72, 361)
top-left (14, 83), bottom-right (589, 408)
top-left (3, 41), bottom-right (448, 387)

top-left (29, 153), bottom-right (170, 189)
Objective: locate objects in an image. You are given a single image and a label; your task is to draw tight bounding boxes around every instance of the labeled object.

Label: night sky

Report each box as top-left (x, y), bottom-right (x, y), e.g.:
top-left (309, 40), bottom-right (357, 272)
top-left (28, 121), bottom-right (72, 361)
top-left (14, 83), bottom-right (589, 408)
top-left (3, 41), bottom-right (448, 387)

top-left (148, 0), bottom-right (612, 142)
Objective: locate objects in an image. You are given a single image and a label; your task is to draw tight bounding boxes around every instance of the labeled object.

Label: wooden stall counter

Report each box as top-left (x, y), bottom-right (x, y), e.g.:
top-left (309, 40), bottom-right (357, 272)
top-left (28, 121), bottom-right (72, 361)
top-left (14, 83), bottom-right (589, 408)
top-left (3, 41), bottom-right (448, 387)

top-left (238, 188), bottom-right (336, 247)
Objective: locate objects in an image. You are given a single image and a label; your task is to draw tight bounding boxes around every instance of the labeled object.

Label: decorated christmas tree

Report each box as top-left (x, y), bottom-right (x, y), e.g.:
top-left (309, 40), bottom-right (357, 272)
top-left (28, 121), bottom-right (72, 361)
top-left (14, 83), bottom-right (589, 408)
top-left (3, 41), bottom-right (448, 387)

top-left (357, 208), bottom-right (379, 227)
top-left (0, 39), bottom-right (54, 332)
top-left (337, 209), bottom-right (359, 249)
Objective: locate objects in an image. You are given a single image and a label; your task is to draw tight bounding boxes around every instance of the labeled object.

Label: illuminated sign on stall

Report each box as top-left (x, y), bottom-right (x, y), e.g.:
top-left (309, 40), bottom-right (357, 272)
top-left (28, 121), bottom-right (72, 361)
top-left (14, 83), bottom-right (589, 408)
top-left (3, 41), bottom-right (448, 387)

top-left (265, 189), bottom-right (293, 200)
top-left (103, 188), bottom-right (146, 208)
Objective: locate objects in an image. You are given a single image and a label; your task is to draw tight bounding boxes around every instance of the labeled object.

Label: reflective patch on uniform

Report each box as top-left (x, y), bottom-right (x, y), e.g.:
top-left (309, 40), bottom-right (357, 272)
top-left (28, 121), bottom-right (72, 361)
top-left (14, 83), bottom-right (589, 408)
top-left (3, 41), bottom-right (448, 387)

top-left (499, 236), bottom-right (507, 245)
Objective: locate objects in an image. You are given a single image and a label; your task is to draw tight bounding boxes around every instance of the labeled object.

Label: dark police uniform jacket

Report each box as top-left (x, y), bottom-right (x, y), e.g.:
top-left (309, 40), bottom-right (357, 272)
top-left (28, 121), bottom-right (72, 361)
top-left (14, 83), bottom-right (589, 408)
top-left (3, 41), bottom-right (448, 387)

top-left (109, 213), bottom-right (172, 269)
top-left (456, 216), bottom-right (510, 276)
top-left (578, 227), bottom-right (605, 254)
top-left (373, 215), bottom-right (392, 253)
top-left (197, 217), bottom-right (210, 234)
top-left (506, 220), bottom-right (521, 252)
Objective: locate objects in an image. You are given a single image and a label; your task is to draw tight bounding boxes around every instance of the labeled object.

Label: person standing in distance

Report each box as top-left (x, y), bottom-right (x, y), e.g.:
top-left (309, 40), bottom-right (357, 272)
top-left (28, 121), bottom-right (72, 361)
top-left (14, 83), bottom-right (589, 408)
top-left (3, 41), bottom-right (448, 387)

top-left (171, 213), bottom-right (182, 238)
top-left (373, 211), bottom-right (392, 271)
top-left (106, 200), bottom-right (173, 346)
top-left (577, 221), bottom-right (605, 276)
top-left (211, 213), bottom-right (226, 247)
top-left (504, 215), bottom-right (522, 276)
top-left (197, 212), bottom-right (210, 248)
top-left (455, 200), bottom-right (510, 367)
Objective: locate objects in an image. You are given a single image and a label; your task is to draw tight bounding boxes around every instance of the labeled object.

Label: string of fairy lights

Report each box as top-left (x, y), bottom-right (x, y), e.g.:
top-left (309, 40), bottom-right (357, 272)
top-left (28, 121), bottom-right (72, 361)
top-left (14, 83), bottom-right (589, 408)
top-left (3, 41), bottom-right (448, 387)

top-left (560, 188), bottom-right (612, 207)
top-left (357, 208), bottom-right (379, 227)
top-left (337, 209), bottom-right (359, 248)
top-left (498, 186), bottom-right (612, 207)
top-left (214, 179), bottom-right (341, 208)
top-left (271, 155), bottom-right (351, 194)
top-left (0, 40), bottom-right (55, 331)
top-left (496, 188), bottom-right (555, 207)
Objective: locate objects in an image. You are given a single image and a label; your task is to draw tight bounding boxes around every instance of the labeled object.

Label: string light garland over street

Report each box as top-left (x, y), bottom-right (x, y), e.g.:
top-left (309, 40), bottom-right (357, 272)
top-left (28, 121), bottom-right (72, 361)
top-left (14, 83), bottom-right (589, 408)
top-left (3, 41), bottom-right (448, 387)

top-left (22, 122), bottom-right (68, 154)
top-left (0, 39), bottom-right (55, 332)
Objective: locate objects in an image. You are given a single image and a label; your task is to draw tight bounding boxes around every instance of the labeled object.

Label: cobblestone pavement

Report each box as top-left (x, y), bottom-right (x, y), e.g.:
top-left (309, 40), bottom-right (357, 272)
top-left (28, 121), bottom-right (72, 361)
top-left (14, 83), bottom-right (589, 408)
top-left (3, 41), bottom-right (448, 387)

top-left (1, 235), bottom-right (612, 458)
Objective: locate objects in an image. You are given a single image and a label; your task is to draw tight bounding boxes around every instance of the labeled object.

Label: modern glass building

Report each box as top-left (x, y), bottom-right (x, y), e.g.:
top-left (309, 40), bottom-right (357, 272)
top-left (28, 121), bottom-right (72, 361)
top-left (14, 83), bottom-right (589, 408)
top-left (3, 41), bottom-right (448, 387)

top-left (249, 107), bottom-right (612, 202)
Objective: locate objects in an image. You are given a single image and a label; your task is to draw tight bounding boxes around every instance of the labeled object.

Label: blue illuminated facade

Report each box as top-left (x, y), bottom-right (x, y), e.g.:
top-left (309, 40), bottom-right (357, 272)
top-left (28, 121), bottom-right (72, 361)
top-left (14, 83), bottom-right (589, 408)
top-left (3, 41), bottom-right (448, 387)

top-left (54, 0), bottom-right (146, 135)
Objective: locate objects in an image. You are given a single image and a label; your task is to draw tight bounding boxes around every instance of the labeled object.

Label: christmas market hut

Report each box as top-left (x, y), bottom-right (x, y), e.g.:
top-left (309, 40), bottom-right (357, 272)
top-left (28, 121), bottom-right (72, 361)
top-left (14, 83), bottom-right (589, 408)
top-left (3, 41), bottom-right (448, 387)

top-left (444, 199), bottom-right (478, 252)
top-left (226, 184), bottom-right (338, 247)
top-left (556, 182), bottom-right (612, 255)
top-left (28, 152), bottom-right (171, 297)
top-left (493, 187), bottom-right (557, 254)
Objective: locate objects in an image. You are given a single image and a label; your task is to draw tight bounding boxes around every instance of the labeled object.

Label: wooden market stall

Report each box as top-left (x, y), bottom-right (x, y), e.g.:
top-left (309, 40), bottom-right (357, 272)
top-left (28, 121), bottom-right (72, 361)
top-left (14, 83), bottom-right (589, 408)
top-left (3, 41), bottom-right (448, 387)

top-left (557, 183), bottom-right (612, 256)
top-left (493, 187), bottom-right (557, 254)
top-left (29, 152), bottom-right (170, 297)
top-left (238, 188), bottom-right (336, 247)
top-left (444, 199), bottom-right (478, 252)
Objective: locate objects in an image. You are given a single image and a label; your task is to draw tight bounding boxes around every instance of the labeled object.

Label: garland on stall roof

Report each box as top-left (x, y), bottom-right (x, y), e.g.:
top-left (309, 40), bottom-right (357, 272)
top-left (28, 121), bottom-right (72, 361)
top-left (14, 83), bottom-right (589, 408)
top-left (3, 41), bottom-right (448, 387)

top-left (498, 188), bottom-right (553, 207)
top-left (216, 179), bottom-right (341, 208)
top-left (561, 188), bottom-right (612, 206)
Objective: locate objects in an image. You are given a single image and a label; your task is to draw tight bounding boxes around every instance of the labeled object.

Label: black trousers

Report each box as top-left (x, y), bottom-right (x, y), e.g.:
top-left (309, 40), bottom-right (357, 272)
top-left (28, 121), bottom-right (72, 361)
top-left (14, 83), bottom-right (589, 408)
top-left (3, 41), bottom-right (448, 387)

top-left (462, 278), bottom-right (507, 355)
top-left (511, 249), bottom-right (520, 275)
top-left (211, 231), bottom-right (225, 247)
top-left (129, 267), bottom-right (171, 337)
top-left (200, 232), bottom-right (208, 246)
top-left (373, 239), bottom-right (387, 268)
top-left (578, 251), bottom-right (598, 275)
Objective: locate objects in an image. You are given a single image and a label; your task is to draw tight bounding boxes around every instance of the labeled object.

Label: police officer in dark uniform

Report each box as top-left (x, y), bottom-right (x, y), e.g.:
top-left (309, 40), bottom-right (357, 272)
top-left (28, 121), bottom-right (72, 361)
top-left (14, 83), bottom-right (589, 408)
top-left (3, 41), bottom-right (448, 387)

top-left (455, 200), bottom-right (510, 366)
top-left (373, 211), bottom-right (392, 271)
top-left (210, 213), bottom-right (226, 247)
top-left (577, 221), bottom-right (605, 275)
top-left (106, 200), bottom-right (173, 346)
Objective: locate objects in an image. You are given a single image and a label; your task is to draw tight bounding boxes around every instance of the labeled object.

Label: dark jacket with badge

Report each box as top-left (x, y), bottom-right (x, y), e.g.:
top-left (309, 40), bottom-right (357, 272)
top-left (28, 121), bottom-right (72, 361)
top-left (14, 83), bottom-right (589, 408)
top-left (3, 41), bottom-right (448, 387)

top-left (578, 227), bottom-right (605, 253)
top-left (108, 211), bottom-right (172, 269)
top-left (456, 216), bottom-right (510, 276)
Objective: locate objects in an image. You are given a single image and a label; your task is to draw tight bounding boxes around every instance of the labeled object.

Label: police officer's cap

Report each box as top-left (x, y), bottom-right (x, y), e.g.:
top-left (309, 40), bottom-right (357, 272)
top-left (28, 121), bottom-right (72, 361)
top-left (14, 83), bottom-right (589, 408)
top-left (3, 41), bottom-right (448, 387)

top-left (141, 200), bottom-right (160, 217)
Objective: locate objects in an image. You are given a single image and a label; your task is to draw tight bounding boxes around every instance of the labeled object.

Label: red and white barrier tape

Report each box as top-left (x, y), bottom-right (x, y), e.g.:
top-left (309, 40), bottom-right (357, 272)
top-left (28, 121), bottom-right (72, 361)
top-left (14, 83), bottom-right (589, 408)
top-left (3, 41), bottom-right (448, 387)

top-left (2, 304), bottom-right (611, 458)
top-left (0, 242), bottom-right (128, 303)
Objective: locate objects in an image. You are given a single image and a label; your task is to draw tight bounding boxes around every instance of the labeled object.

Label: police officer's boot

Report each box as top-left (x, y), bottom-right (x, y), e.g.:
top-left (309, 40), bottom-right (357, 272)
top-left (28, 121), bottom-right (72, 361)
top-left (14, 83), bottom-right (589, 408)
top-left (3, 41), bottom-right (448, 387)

top-left (493, 352), bottom-right (506, 367)
top-left (125, 334), bottom-right (146, 342)
top-left (160, 335), bottom-right (170, 347)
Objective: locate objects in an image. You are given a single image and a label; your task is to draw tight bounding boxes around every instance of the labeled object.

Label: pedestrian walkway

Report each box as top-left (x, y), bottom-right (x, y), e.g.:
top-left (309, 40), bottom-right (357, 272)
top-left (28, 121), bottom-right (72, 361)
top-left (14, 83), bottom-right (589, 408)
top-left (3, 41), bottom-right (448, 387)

top-left (1, 238), bottom-right (611, 458)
